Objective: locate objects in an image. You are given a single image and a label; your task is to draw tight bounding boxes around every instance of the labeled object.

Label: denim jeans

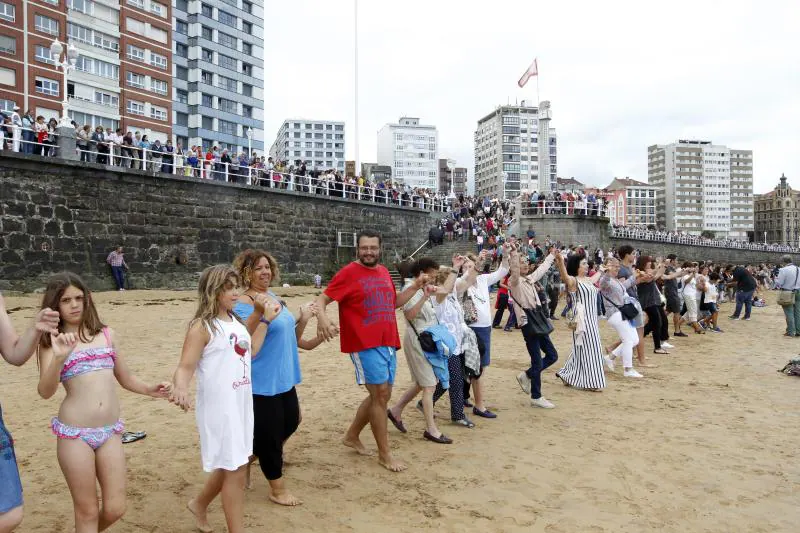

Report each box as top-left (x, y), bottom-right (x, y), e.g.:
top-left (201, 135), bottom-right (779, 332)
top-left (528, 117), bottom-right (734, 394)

top-left (782, 291), bottom-right (800, 335)
top-left (521, 323), bottom-right (558, 399)
top-left (111, 265), bottom-right (125, 290)
top-left (732, 289), bottom-right (754, 319)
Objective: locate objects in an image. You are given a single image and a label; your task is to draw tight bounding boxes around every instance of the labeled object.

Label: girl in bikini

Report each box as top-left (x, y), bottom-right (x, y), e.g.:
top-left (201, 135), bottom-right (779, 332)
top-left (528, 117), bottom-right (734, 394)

top-left (37, 272), bottom-right (172, 533)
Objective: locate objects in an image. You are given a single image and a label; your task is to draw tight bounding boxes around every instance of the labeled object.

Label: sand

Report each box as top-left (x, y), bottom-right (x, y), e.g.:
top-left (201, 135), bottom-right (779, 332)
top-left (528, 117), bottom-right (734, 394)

top-left (1, 287), bottom-right (798, 533)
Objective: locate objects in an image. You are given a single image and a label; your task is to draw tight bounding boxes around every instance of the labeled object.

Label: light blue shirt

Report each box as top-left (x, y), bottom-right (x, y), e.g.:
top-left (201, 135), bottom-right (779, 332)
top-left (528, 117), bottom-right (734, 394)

top-left (777, 264), bottom-right (800, 290)
top-left (234, 296), bottom-right (302, 397)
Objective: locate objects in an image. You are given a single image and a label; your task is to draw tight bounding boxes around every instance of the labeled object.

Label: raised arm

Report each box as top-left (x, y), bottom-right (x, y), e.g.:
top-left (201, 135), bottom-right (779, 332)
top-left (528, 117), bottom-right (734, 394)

top-left (0, 296), bottom-right (60, 366)
top-left (555, 253), bottom-right (576, 292)
top-left (484, 243), bottom-right (511, 286)
top-left (431, 255), bottom-right (465, 304)
top-left (396, 275), bottom-right (427, 308)
top-left (527, 250), bottom-right (556, 284)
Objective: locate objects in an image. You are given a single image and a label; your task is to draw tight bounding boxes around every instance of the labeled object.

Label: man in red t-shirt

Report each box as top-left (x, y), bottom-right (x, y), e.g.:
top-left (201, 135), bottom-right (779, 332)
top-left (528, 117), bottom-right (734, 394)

top-left (316, 229), bottom-right (426, 472)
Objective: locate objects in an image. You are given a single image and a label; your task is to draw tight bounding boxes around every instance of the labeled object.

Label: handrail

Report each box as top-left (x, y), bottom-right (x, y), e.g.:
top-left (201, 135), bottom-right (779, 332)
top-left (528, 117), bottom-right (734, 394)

top-left (520, 200), bottom-right (608, 217)
top-left (406, 238), bottom-right (432, 261)
top-left (609, 226), bottom-right (793, 253)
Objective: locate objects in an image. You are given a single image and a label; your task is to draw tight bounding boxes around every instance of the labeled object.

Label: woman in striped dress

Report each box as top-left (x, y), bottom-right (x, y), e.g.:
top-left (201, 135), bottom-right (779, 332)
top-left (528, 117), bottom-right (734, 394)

top-left (554, 252), bottom-right (607, 390)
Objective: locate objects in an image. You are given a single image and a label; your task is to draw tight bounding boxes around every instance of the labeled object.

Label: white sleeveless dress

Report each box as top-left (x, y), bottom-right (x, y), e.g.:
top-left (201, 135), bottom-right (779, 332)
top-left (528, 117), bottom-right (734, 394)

top-left (195, 317), bottom-right (254, 472)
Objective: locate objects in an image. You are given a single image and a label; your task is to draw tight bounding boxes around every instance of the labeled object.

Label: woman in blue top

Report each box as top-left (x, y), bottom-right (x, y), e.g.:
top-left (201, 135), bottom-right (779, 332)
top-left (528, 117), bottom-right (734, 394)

top-left (233, 250), bottom-right (330, 507)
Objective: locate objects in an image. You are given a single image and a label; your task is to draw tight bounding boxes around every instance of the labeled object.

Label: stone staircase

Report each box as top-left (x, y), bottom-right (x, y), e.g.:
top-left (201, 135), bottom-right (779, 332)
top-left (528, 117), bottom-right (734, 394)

top-left (389, 239), bottom-right (479, 288)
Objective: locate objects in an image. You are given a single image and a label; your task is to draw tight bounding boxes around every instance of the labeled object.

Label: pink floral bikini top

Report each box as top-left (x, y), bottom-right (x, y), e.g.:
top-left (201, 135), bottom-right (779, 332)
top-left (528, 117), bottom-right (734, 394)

top-left (60, 327), bottom-right (117, 382)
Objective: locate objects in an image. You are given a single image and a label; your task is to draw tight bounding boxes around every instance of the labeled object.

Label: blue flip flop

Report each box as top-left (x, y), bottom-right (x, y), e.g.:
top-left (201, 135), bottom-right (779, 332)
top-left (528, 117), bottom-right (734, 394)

top-left (472, 407), bottom-right (497, 419)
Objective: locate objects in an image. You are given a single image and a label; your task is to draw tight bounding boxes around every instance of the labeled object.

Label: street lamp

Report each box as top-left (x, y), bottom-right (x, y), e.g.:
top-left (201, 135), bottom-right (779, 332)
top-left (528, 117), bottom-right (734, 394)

top-left (49, 38), bottom-right (78, 127)
top-left (246, 126), bottom-right (253, 184)
top-left (446, 160), bottom-right (456, 201)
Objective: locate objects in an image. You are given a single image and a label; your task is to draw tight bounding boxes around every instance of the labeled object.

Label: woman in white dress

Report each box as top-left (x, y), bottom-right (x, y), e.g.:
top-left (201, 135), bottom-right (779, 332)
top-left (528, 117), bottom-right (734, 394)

top-left (170, 265), bottom-right (272, 533)
top-left (553, 252), bottom-right (607, 390)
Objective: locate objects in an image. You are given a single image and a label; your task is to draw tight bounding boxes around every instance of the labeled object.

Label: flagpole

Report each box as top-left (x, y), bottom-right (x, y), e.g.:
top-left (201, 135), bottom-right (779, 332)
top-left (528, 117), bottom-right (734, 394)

top-left (536, 59), bottom-right (540, 104)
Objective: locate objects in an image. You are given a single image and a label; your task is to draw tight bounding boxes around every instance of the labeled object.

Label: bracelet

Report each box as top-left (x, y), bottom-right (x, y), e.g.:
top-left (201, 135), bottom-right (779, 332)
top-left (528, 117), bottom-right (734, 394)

top-left (260, 318), bottom-right (271, 327)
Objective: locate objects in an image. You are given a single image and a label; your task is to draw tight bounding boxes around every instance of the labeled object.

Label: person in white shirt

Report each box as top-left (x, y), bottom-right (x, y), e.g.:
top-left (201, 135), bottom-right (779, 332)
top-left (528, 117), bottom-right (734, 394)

top-left (457, 245), bottom-right (510, 418)
top-left (680, 263), bottom-right (704, 334)
top-left (10, 106), bottom-right (22, 152)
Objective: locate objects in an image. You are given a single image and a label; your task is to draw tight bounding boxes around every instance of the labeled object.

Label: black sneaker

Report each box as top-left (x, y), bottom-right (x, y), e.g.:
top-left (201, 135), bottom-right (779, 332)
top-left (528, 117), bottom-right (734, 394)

top-left (674, 332), bottom-right (688, 337)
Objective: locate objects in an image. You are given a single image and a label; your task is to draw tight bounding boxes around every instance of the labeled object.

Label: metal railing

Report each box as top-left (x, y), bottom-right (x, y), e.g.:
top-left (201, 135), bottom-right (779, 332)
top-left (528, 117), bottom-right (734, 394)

top-left (520, 200), bottom-right (608, 217)
top-left (0, 124), bottom-right (449, 212)
top-left (609, 226), bottom-right (797, 253)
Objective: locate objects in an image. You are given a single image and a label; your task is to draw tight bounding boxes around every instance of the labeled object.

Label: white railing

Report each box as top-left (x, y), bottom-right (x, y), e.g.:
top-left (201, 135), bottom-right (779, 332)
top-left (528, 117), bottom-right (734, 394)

top-left (0, 125), bottom-right (450, 212)
top-left (520, 200), bottom-right (608, 217)
top-left (609, 226), bottom-right (797, 253)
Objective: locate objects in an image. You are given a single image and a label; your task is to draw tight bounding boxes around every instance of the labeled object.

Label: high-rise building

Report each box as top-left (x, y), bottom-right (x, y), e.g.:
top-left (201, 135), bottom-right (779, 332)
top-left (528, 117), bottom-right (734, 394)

top-left (268, 119), bottom-right (345, 171)
top-left (376, 116), bottom-right (438, 190)
top-left (474, 100), bottom-right (557, 199)
top-left (172, 0), bottom-right (264, 154)
top-left (437, 158), bottom-right (466, 195)
top-left (754, 174), bottom-right (799, 246)
top-left (648, 140), bottom-right (753, 238)
top-left (0, 0), bottom-right (173, 139)
top-left (605, 177), bottom-right (658, 227)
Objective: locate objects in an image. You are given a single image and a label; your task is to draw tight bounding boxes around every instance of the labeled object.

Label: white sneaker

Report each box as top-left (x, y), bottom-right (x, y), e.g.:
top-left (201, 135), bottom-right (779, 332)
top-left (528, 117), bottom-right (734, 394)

top-left (624, 369), bottom-right (644, 378)
top-left (531, 397), bottom-right (555, 408)
top-left (516, 372), bottom-right (531, 395)
top-left (603, 355), bottom-right (615, 372)
top-left (661, 342), bottom-right (674, 349)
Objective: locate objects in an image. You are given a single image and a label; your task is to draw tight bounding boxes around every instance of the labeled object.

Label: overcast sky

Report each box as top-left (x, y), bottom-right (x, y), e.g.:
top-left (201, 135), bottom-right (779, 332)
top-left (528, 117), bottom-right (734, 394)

top-left (263, 0), bottom-right (799, 194)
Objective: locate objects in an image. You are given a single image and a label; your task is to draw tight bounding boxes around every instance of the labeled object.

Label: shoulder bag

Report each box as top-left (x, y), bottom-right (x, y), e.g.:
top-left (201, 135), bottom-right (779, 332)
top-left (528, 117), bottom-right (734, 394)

top-left (461, 289), bottom-right (478, 324)
top-left (601, 280), bottom-right (639, 321)
top-left (777, 266), bottom-right (799, 306)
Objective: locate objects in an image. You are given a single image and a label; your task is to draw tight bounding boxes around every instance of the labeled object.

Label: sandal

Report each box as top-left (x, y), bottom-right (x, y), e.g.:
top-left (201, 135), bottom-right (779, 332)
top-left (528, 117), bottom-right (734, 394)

top-left (121, 431), bottom-right (146, 444)
top-left (653, 349), bottom-right (669, 355)
top-left (472, 407), bottom-right (497, 419)
top-left (423, 431), bottom-right (453, 444)
top-left (387, 410), bottom-right (407, 434)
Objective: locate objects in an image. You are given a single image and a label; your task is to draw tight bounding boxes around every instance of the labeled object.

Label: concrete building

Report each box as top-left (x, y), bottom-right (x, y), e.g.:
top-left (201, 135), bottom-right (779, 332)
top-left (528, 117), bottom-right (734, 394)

top-left (0, 0), bottom-right (173, 139)
top-left (754, 174), bottom-right (800, 246)
top-left (437, 158), bottom-right (467, 195)
top-left (172, 0), bottom-right (265, 154)
top-left (556, 177), bottom-right (584, 192)
top-left (606, 177), bottom-right (658, 228)
top-left (376, 116), bottom-right (438, 190)
top-left (361, 162), bottom-right (391, 183)
top-left (648, 139), bottom-right (753, 238)
top-left (268, 119), bottom-right (345, 171)
top-left (474, 100), bottom-right (557, 199)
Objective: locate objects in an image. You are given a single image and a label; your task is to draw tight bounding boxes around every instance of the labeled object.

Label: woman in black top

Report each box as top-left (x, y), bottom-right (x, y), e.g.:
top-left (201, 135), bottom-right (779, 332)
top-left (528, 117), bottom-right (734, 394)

top-left (636, 256), bottom-right (670, 354)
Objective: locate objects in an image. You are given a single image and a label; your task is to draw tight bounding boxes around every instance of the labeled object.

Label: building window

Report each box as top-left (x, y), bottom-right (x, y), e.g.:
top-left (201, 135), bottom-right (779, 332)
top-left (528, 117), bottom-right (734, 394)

top-left (0, 1), bottom-right (14, 22)
top-left (34, 45), bottom-right (55, 64)
top-left (201, 25), bottom-right (213, 40)
top-left (218, 53), bottom-right (236, 70)
top-left (94, 91), bottom-right (118, 107)
top-left (176, 111), bottom-right (188, 126)
top-left (126, 100), bottom-right (145, 115)
top-left (242, 21), bottom-right (252, 34)
top-left (218, 10), bottom-right (236, 27)
top-left (175, 89), bottom-right (188, 104)
top-left (35, 14), bottom-right (59, 36)
top-left (241, 62), bottom-right (252, 75)
top-left (176, 65), bottom-right (188, 80)
top-left (35, 77), bottom-right (60, 96)
top-left (126, 44), bottom-right (145, 62)
top-left (242, 1), bottom-right (252, 13)
top-left (150, 106), bottom-right (167, 121)
top-left (200, 70), bottom-right (213, 84)
top-left (219, 98), bottom-right (236, 113)
top-left (150, 78), bottom-right (168, 95)
top-left (0, 34), bottom-right (14, 54)
top-left (126, 71), bottom-right (145, 88)
top-left (217, 74), bottom-right (236, 91)
top-left (219, 119), bottom-right (236, 136)
top-left (201, 48), bottom-right (213, 62)
top-left (175, 20), bottom-right (188, 34)
top-left (201, 3), bottom-right (212, 17)
top-left (202, 116), bottom-right (213, 129)
top-left (242, 105), bottom-right (252, 118)
top-left (75, 56), bottom-right (119, 79)
top-left (126, 0), bottom-right (144, 8)
top-left (201, 93), bottom-right (213, 107)
top-left (176, 0), bottom-right (187, 11)
top-left (150, 52), bottom-right (167, 69)
top-left (67, 0), bottom-right (92, 14)
top-left (175, 43), bottom-right (188, 57)
top-left (218, 32), bottom-right (236, 49)
top-left (0, 98), bottom-right (16, 112)
top-left (150, 1), bottom-right (166, 17)
top-left (242, 42), bottom-right (251, 55)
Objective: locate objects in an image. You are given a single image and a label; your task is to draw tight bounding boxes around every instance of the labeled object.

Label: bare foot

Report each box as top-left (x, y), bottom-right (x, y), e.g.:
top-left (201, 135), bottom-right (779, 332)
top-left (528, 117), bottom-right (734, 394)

top-left (269, 489), bottom-right (303, 506)
top-left (187, 500), bottom-right (213, 533)
top-left (378, 455), bottom-right (407, 472)
top-left (342, 437), bottom-right (373, 456)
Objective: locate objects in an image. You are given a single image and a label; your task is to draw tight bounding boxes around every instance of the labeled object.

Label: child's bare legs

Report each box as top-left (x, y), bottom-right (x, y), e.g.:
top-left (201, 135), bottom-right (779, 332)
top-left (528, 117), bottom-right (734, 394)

top-left (58, 436), bottom-right (126, 533)
top-left (220, 467), bottom-right (247, 533)
top-left (0, 506), bottom-right (23, 533)
top-left (188, 470), bottom-right (223, 533)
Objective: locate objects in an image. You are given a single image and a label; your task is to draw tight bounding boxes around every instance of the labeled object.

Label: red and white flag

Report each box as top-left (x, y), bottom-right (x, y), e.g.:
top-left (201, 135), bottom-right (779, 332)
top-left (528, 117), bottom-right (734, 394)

top-left (517, 58), bottom-right (538, 88)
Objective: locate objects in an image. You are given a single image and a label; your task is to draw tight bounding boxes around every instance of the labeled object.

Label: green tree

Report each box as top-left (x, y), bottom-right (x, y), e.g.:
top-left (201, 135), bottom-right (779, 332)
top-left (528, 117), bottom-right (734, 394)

top-left (700, 230), bottom-right (716, 239)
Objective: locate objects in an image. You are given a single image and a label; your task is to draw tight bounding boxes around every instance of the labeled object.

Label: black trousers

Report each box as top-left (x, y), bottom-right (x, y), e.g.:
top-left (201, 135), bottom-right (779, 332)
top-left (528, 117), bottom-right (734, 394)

top-left (492, 293), bottom-right (509, 327)
top-left (253, 387), bottom-right (300, 481)
top-left (548, 286), bottom-right (559, 318)
top-left (643, 305), bottom-right (669, 350)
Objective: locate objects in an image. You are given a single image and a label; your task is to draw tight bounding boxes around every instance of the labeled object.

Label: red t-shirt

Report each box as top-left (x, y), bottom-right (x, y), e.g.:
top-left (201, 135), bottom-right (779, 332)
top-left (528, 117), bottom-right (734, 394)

top-left (324, 262), bottom-right (401, 353)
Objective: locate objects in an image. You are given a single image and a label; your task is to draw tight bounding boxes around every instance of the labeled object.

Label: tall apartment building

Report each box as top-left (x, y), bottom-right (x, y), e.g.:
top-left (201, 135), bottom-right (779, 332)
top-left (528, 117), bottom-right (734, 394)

top-left (605, 177), bottom-right (658, 227)
top-left (754, 174), bottom-right (800, 246)
top-left (268, 119), bottom-right (345, 171)
top-left (437, 158), bottom-right (466, 195)
top-left (172, 0), bottom-right (264, 154)
top-left (474, 100), bottom-right (557, 199)
top-left (376, 116), bottom-right (438, 190)
top-left (0, 0), bottom-right (173, 139)
top-left (648, 140), bottom-right (753, 238)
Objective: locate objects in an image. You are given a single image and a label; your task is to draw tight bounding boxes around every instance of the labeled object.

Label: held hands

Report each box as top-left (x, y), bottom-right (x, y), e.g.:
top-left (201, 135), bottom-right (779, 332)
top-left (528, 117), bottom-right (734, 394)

top-left (149, 381), bottom-right (173, 399)
top-left (299, 302), bottom-right (319, 322)
top-left (50, 332), bottom-right (78, 359)
top-left (317, 315), bottom-right (339, 342)
top-left (424, 284), bottom-right (438, 296)
top-left (169, 386), bottom-right (192, 411)
top-left (34, 308), bottom-right (60, 335)
top-left (413, 273), bottom-right (431, 289)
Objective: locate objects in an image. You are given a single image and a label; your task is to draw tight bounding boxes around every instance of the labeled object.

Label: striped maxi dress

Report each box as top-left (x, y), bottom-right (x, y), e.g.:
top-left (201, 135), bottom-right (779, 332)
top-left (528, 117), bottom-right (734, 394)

top-left (556, 279), bottom-right (606, 390)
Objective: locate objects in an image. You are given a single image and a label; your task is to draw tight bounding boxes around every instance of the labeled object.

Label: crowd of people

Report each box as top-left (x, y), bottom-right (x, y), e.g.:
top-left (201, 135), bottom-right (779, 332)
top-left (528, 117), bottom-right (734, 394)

top-left (610, 225), bottom-right (799, 253)
top-left (518, 190), bottom-right (608, 216)
top-left (1, 224), bottom-right (784, 533)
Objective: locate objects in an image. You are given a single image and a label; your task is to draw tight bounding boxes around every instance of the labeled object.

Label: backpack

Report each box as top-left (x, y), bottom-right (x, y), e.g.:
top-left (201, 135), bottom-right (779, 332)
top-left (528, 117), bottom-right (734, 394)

top-left (779, 358), bottom-right (800, 376)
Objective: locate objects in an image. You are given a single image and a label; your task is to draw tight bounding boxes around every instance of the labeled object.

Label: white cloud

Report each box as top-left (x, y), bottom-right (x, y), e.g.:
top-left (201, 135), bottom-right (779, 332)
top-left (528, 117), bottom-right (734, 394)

top-left (264, 0), bottom-right (800, 193)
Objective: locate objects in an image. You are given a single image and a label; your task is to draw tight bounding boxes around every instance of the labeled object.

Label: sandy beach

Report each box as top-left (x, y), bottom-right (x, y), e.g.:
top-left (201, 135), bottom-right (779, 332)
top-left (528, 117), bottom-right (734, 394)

top-left (1, 287), bottom-right (798, 533)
